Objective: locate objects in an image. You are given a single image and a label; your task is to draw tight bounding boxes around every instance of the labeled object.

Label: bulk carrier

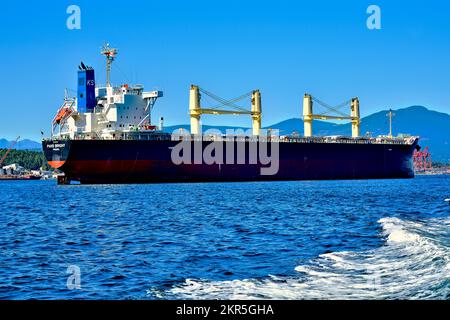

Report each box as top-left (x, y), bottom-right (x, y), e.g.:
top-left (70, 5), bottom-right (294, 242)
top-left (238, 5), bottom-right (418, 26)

top-left (43, 45), bottom-right (419, 184)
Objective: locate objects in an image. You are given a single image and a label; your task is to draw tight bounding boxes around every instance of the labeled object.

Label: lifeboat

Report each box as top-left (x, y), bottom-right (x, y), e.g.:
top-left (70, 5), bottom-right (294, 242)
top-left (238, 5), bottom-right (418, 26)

top-left (53, 107), bottom-right (73, 124)
top-left (142, 125), bottom-right (158, 131)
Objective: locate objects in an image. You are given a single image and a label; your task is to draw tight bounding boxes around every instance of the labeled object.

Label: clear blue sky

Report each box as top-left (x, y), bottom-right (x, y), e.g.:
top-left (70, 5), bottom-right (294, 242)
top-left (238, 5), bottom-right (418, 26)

top-left (1, 0), bottom-right (449, 140)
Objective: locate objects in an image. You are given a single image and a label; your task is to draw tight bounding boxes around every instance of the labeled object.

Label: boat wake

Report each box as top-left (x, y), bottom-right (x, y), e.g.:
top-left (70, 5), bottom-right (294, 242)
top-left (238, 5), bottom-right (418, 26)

top-left (159, 216), bottom-right (450, 299)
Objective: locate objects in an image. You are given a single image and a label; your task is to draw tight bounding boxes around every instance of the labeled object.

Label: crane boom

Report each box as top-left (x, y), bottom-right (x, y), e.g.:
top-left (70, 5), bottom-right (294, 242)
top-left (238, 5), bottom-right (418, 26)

top-left (309, 115), bottom-right (357, 121)
top-left (0, 136), bottom-right (20, 167)
top-left (189, 85), bottom-right (262, 136)
top-left (303, 94), bottom-right (360, 138)
top-left (196, 108), bottom-right (254, 116)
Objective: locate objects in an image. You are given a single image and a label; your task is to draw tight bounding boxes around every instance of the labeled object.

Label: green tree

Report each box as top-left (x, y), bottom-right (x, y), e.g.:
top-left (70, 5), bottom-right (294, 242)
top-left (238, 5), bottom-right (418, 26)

top-left (0, 149), bottom-right (49, 170)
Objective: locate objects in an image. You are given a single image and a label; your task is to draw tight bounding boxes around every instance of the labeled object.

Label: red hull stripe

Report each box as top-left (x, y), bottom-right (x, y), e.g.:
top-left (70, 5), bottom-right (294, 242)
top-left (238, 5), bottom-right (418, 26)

top-left (48, 160), bottom-right (66, 169)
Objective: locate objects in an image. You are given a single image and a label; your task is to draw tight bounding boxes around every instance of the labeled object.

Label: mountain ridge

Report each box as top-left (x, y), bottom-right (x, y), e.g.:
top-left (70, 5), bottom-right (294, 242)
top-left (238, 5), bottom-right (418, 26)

top-left (0, 138), bottom-right (41, 151)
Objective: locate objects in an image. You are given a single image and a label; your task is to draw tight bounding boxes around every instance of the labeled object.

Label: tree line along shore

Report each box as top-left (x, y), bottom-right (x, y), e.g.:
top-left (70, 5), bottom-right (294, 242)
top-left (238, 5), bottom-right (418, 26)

top-left (0, 149), bottom-right (50, 171)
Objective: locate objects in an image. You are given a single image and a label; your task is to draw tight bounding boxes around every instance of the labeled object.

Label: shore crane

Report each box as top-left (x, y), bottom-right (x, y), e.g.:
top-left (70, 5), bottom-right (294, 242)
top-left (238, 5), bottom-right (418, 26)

top-left (189, 85), bottom-right (262, 136)
top-left (0, 136), bottom-right (20, 167)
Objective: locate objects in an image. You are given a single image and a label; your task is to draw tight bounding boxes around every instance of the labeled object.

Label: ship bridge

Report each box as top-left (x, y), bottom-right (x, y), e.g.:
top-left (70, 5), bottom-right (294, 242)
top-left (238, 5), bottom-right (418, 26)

top-left (51, 43), bottom-right (163, 140)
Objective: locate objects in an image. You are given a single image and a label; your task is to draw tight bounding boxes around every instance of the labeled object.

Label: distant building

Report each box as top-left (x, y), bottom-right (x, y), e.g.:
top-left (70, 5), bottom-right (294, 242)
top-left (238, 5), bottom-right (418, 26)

top-left (2, 164), bottom-right (24, 175)
top-left (40, 170), bottom-right (54, 179)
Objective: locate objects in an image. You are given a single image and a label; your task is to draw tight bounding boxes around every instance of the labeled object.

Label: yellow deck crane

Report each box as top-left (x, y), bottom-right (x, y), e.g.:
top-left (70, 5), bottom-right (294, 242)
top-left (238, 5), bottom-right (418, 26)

top-left (189, 85), bottom-right (262, 136)
top-left (0, 136), bottom-right (20, 168)
top-left (302, 94), bottom-right (360, 138)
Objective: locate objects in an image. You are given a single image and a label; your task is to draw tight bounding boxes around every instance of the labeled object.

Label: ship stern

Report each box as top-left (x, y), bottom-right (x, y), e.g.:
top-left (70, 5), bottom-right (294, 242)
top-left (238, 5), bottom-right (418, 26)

top-left (42, 139), bottom-right (71, 170)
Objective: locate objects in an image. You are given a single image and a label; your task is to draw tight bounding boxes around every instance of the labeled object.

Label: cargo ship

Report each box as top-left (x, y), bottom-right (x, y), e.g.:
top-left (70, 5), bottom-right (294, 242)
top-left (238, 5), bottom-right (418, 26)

top-left (43, 44), bottom-right (419, 184)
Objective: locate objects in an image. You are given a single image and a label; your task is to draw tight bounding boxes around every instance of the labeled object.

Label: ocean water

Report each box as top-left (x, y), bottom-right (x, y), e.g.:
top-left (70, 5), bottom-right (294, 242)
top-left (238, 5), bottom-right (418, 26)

top-left (0, 175), bottom-right (449, 300)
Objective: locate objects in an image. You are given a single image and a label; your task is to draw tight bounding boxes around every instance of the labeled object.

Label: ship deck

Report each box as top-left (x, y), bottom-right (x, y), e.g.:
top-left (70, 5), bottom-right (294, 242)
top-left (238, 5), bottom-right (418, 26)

top-left (45, 132), bottom-right (418, 146)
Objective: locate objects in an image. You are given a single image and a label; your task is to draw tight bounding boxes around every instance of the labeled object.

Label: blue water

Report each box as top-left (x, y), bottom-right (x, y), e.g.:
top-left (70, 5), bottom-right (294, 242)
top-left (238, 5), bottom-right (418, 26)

top-left (0, 175), bottom-right (449, 299)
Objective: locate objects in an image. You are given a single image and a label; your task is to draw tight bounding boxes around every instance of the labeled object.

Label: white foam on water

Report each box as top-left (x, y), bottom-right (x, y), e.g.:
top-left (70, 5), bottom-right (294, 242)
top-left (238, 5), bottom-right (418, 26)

top-left (161, 216), bottom-right (450, 300)
top-left (380, 217), bottom-right (422, 243)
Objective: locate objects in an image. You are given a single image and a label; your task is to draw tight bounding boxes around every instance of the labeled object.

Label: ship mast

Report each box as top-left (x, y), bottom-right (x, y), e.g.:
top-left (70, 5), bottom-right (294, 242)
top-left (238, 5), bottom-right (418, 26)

top-left (101, 43), bottom-right (118, 87)
top-left (387, 108), bottom-right (395, 138)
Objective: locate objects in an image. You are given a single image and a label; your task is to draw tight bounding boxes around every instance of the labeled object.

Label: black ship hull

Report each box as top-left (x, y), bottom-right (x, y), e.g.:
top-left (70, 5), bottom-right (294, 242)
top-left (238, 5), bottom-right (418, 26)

top-left (43, 138), bottom-right (418, 184)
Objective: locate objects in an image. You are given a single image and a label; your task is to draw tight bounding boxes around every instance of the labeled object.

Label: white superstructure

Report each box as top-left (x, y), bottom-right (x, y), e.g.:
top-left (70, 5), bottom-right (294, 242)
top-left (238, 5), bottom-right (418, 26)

top-left (52, 44), bottom-right (163, 140)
